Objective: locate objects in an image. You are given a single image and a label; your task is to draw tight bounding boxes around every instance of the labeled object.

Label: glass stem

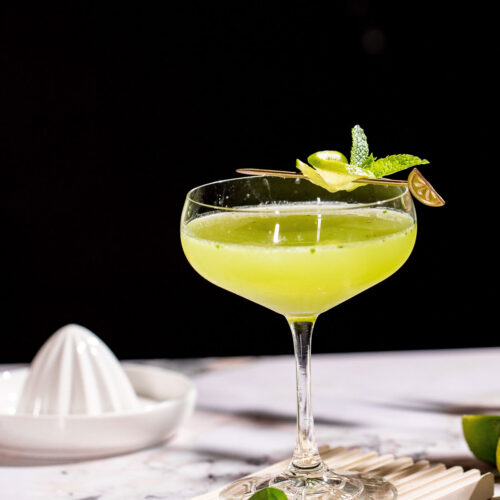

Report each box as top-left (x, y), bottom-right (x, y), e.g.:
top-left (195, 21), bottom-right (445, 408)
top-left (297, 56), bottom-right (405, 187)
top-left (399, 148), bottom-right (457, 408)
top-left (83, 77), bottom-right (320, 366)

top-left (288, 317), bottom-right (323, 472)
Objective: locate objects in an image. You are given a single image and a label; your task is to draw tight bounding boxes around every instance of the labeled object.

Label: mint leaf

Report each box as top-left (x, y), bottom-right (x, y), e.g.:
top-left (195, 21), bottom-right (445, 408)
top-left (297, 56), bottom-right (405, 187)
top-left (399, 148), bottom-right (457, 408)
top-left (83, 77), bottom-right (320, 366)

top-left (367, 154), bottom-right (429, 177)
top-left (360, 152), bottom-right (376, 171)
top-left (350, 125), bottom-right (370, 167)
top-left (249, 487), bottom-right (288, 500)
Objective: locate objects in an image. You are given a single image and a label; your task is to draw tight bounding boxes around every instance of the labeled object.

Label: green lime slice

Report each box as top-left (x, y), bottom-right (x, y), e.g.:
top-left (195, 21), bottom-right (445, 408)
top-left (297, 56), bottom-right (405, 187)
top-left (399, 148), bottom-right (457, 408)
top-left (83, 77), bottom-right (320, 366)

top-left (311, 150), bottom-right (349, 164)
top-left (462, 415), bottom-right (500, 465)
top-left (308, 151), bottom-right (374, 178)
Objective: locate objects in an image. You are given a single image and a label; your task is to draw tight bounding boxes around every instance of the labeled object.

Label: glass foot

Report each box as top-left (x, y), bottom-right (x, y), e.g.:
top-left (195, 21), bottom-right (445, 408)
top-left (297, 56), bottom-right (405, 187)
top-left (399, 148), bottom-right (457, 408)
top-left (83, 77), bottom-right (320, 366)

top-left (218, 465), bottom-right (364, 499)
top-left (341, 471), bottom-right (398, 500)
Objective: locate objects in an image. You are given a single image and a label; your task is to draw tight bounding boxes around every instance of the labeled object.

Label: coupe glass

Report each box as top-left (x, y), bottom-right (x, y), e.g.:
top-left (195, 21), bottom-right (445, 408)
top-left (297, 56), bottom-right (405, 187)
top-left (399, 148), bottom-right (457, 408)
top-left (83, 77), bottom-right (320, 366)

top-left (181, 176), bottom-right (416, 499)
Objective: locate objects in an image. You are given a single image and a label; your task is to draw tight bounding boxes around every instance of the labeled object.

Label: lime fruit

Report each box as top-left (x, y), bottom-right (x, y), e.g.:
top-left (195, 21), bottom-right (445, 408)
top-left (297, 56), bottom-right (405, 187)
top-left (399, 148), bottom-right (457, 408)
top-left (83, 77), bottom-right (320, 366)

top-left (497, 438), bottom-right (500, 473)
top-left (462, 415), bottom-right (500, 465)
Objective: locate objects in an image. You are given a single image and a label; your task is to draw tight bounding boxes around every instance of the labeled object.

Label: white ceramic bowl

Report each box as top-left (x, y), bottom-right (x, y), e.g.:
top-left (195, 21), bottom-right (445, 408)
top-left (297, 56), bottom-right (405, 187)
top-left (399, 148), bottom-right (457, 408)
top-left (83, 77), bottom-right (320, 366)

top-left (0, 362), bottom-right (196, 459)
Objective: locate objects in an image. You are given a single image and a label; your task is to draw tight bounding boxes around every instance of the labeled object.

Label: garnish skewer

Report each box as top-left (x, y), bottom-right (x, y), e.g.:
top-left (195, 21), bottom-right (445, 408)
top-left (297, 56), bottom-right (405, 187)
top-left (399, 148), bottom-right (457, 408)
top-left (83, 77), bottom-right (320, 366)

top-left (236, 168), bottom-right (407, 185)
top-left (236, 168), bottom-right (445, 207)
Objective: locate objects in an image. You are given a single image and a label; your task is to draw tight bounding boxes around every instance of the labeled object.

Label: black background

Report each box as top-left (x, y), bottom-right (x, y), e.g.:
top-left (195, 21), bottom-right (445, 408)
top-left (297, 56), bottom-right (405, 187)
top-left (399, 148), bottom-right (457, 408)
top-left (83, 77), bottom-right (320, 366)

top-left (0, 2), bottom-right (496, 363)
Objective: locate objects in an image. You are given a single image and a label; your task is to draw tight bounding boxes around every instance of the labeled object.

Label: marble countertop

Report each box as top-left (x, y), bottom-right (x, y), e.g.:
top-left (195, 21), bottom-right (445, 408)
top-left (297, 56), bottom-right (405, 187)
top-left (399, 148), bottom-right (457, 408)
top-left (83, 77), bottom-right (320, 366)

top-left (1, 348), bottom-right (500, 499)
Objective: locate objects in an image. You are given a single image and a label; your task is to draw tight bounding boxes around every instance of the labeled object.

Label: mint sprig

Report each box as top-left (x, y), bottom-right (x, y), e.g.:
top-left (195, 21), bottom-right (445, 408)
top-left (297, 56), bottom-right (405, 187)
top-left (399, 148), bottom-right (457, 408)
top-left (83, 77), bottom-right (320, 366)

top-left (249, 487), bottom-right (288, 499)
top-left (351, 125), bottom-right (428, 177)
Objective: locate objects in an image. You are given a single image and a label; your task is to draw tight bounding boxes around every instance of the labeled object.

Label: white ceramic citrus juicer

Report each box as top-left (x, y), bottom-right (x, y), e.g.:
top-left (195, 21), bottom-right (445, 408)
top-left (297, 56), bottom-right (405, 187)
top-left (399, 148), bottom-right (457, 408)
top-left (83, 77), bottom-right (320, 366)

top-left (0, 324), bottom-right (196, 459)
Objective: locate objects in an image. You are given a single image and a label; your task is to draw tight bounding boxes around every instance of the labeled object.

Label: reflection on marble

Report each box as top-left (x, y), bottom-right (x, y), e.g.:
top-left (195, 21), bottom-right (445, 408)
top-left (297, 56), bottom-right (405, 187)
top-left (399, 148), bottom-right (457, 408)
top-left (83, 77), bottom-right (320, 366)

top-left (1, 350), bottom-right (499, 499)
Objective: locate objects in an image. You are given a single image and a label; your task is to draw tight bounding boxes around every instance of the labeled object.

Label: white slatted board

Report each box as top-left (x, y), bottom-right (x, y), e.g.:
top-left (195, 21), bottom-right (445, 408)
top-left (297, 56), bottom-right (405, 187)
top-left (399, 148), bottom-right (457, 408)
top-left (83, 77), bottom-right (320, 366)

top-left (193, 446), bottom-right (495, 500)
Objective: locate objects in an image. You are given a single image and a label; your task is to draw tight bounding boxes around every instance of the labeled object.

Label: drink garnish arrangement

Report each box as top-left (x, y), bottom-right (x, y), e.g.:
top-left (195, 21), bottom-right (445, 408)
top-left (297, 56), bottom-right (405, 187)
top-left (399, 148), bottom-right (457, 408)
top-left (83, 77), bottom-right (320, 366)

top-left (181, 141), bottom-right (421, 499)
top-left (237, 125), bottom-right (445, 207)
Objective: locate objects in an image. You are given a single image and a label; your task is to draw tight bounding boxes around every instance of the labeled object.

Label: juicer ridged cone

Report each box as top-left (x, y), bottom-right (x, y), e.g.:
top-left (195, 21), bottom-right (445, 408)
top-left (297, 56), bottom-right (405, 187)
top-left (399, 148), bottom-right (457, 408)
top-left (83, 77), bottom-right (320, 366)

top-left (16, 324), bottom-right (140, 416)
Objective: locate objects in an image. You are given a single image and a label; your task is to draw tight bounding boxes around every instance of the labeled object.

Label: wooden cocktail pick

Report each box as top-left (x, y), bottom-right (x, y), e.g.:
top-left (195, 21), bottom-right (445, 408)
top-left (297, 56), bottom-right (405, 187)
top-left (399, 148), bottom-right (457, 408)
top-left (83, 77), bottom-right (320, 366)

top-left (236, 168), bottom-right (445, 207)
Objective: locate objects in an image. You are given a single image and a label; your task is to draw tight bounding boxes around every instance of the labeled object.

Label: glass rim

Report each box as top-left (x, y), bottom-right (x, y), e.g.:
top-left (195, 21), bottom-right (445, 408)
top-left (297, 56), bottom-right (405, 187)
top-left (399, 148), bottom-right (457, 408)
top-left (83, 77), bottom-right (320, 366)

top-left (186, 175), bottom-right (411, 212)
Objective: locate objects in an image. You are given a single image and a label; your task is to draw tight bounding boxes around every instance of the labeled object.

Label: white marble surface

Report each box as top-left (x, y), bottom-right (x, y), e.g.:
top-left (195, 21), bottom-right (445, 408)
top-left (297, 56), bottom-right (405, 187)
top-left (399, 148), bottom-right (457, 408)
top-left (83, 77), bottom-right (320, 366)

top-left (1, 349), bottom-right (500, 499)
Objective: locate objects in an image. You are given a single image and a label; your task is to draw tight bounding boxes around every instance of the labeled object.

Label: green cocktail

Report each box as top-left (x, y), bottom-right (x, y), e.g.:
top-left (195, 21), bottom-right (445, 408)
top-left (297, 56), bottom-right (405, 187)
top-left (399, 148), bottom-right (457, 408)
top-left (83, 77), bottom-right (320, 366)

top-left (181, 175), bottom-right (416, 499)
top-left (182, 205), bottom-right (416, 317)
